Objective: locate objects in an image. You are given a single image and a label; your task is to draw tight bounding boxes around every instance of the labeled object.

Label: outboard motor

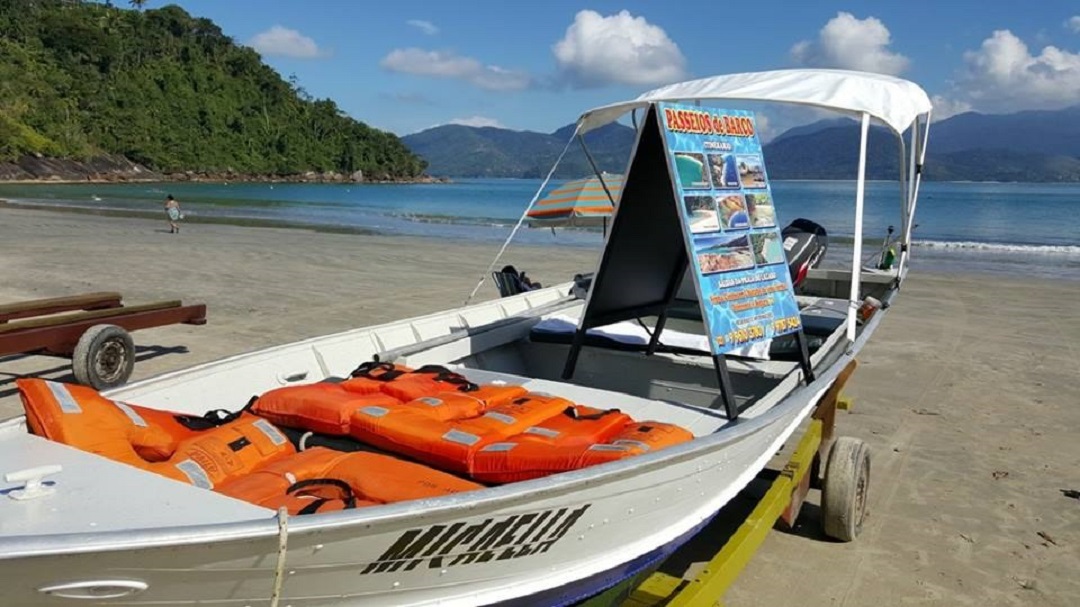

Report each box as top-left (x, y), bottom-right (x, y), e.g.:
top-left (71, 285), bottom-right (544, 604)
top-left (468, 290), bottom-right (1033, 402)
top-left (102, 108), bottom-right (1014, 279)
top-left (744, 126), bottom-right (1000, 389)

top-left (781, 218), bottom-right (827, 288)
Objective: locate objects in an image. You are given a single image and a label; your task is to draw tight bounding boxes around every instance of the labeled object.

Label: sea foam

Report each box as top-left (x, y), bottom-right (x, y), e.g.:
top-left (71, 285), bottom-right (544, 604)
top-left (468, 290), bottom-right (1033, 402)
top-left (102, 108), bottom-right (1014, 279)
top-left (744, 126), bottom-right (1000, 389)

top-left (913, 240), bottom-right (1080, 255)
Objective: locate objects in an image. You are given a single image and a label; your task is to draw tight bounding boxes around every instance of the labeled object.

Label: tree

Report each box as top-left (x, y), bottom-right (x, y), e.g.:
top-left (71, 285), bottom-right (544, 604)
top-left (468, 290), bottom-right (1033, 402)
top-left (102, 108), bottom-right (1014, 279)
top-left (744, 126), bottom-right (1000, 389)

top-left (0, 2), bottom-right (426, 178)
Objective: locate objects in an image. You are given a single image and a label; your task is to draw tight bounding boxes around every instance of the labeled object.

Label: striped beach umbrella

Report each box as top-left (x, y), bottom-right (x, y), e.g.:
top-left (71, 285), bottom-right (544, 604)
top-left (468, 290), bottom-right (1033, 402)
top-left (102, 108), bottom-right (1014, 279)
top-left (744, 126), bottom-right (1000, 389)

top-left (526, 173), bottom-right (622, 228)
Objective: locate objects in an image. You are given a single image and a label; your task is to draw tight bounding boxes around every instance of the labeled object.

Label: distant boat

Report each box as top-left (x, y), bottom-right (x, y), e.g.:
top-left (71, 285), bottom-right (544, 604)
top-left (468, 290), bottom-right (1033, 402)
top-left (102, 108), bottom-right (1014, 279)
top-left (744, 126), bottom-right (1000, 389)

top-left (91, 195), bottom-right (102, 201)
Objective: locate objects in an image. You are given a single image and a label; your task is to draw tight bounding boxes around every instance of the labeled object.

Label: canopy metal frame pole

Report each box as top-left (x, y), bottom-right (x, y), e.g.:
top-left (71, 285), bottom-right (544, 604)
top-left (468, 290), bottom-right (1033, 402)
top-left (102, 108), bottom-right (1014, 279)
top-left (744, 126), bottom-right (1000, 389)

top-left (847, 112), bottom-right (871, 342)
top-left (577, 135), bottom-right (618, 209)
top-left (898, 118), bottom-right (917, 275)
top-left (463, 127), bottom-right (579, 305)
top-left (898, 113), bottom-right (931, 278)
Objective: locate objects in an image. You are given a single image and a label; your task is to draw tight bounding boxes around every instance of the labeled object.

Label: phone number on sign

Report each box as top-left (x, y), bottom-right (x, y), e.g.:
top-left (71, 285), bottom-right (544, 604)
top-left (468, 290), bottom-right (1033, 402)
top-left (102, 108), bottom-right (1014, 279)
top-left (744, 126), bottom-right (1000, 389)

top-left (721, 324), bottom-right (766, 346)
top-left (771, 316), bottom-right (801, 333)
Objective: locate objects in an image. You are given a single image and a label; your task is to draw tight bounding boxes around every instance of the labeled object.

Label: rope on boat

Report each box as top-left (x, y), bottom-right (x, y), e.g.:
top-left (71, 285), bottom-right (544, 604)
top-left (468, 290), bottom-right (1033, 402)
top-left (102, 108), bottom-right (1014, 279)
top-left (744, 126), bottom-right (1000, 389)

top-left (463, 124), bottom-right (581, 305)
top-left (270, 507), bottom-right (290, 607)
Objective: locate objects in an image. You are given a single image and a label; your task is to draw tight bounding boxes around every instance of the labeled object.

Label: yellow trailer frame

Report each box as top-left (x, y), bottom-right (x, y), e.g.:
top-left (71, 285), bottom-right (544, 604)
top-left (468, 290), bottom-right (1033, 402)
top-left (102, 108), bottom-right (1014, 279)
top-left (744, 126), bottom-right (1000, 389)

top-left (584, 360), bottom-right (862, 607)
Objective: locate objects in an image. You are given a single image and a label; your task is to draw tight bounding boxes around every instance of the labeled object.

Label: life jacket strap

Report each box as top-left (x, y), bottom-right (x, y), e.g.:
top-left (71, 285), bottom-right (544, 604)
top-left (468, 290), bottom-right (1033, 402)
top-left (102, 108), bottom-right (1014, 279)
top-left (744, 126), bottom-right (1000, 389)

top-left (286, 478), bottom-right (358, 514)
top-left (566, 406), bottom-right (623, 421)
top-left (173, 395), bottom-right (258, 430)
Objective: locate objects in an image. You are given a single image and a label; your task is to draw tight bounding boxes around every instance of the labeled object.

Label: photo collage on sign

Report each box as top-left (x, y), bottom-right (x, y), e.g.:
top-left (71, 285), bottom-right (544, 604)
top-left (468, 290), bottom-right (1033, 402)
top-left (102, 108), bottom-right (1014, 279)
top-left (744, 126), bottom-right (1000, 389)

top-left (673, 145), bottom-right (781, 275)
top-left (662, 102), bottom-right (803, 355)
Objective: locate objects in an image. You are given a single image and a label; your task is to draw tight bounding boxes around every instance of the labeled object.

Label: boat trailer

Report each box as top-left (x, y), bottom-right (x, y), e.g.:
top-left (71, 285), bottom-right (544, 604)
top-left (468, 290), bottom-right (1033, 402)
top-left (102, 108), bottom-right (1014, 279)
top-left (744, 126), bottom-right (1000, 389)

top-left (583, 360), bottom-right (866, 607)
top-left (0, 292), bottom-right (207, 390)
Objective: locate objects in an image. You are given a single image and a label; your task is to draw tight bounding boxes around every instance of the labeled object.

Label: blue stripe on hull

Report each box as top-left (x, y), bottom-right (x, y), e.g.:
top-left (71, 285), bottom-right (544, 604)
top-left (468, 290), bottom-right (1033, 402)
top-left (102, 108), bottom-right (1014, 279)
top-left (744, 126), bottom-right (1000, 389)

top-left (488, 513), bottom-right (718, 607)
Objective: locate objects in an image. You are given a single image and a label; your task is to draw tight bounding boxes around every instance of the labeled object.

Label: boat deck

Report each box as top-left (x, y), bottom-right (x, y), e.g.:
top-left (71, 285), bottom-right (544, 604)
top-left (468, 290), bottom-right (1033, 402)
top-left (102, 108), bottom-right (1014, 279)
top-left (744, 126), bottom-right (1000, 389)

top-left (449, 294), bottom-right (851, 418)
top-left (0, 361), bottom-right (735, 537)
top-left (0, 280), bottom-right (866, 540)
top-left (0, 421), bottom-right (269, 537)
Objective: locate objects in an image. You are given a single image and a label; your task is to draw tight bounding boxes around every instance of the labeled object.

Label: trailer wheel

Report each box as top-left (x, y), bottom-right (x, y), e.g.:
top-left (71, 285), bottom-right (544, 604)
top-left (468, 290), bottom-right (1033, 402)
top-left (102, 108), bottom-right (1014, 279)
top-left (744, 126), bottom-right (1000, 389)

top-left (821, 436), bottom-right (870, 542)
top-left (72, 324), bottom-right (135, 390)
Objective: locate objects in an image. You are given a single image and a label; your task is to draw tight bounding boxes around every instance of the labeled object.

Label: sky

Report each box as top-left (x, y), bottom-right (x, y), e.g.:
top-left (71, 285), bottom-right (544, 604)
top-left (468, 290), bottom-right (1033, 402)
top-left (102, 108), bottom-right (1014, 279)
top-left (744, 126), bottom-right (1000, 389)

top-left (168, 0), bottom-right (1080, 139)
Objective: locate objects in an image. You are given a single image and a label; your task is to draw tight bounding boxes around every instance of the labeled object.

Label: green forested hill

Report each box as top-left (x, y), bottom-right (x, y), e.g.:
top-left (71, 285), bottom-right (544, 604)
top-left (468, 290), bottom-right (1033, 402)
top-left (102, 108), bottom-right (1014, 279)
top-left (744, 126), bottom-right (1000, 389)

top-left (0, 1), bottom-right (425, 178)
top-left (401, 122), bottom-right (637, 178)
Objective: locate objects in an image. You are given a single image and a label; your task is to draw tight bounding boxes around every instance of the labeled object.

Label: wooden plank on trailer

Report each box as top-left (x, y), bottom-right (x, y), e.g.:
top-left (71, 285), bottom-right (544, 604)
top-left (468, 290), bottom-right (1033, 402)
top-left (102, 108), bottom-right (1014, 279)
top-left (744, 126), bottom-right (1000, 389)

top-left (0, 301), bottom-right (182, 335)
top-left (0, 303), bottom-right (206, 356)
top-left (0, 292), bottom-right (123, 323)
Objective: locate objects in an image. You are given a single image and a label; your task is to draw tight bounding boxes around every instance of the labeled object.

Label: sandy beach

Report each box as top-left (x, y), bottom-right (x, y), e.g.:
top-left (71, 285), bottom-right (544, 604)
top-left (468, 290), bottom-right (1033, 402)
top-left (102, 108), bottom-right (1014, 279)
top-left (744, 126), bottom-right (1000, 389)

top-left (1, 206), bottom-right (1077, 605)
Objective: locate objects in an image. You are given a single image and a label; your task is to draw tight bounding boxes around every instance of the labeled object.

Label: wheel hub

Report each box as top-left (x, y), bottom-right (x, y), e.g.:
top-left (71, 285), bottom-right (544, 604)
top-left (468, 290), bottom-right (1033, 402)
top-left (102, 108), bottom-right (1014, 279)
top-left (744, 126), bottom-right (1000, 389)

top-left (94, 339), bottom-right (128, 383)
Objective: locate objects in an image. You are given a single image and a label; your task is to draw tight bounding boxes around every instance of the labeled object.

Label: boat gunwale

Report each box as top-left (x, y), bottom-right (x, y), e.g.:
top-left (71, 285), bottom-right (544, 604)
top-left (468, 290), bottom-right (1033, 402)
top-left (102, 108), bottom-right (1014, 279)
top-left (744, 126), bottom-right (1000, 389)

top-left (0, 277), bottom-right (896, 560)
top-left (0, 349), bottom-right (848, 557)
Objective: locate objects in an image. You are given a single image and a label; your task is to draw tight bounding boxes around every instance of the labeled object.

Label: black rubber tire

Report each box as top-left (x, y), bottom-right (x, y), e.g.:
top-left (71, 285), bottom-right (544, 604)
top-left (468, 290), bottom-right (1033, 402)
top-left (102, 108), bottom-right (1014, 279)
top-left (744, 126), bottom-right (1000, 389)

top-left (821, 436), bottom-right (870, 542)
top-left (72, 324), bottom-right (135, 390)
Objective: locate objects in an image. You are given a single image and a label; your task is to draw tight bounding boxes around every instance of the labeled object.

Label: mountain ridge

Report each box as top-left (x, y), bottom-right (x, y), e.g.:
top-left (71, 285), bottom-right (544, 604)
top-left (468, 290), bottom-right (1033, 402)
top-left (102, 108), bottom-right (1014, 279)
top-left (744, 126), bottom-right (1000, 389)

top-left (403, 106), bottom-right (1080, 182)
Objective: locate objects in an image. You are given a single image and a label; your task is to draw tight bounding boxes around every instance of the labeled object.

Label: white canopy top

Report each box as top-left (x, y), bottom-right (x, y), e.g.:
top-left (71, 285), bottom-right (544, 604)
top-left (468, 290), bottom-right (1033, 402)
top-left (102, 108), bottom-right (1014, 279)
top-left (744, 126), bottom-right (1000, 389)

top-left (577, 69), bottom-right (933, 136)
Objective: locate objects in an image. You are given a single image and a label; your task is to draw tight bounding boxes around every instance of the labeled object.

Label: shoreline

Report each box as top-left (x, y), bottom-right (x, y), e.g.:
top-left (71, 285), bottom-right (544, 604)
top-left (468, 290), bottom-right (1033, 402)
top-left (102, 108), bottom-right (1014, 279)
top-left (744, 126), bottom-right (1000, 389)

top-left (6, 177), bottom-right (1079, 186)
top-left (0, 176), bottom-right (452, 186)
top-left (0, 199), bottom-right (384, 237)
top-left (4, 198), bottom-right (1077, 257)
top-left (0, 199), bottom-right (931, 251)
top-left (0, 204), bottom-right (1075, 305)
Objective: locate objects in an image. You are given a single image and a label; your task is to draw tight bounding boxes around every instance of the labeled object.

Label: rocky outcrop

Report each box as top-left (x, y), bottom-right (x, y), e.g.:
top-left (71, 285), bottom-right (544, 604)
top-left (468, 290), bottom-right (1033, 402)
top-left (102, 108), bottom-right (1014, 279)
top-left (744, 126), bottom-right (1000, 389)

top-left (0, 154), bottom-right (450, 184)
top-left (161, 170), bottom-right (450, 184)
top-left (0, 154), bottom-right (162, 182)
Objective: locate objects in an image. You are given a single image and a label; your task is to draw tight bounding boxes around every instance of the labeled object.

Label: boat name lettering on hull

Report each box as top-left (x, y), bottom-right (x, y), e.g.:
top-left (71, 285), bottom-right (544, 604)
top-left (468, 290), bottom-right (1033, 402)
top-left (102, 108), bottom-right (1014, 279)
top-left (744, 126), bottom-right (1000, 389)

top-left (361, 504), bottom-right (591, 574)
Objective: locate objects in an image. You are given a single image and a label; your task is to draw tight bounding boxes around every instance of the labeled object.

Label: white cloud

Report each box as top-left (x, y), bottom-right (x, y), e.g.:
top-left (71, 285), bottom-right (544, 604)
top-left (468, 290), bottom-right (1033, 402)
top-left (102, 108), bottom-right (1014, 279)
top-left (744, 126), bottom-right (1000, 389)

top-left (1066, 16), bottom-right (1080, 33)
top-left (448, 116), bottom-right (505, 128)
top-left (956, 29), bottom-right (1080, 111)
top-left (791, 12), bottom-right (910, 75)
top-left (930, 95), bottom-right (973, 121)
top-left (751, 112), bottom-right (774, 142)
top-left (407, 20), bottom-right (439, 36)
top-left (552, 10), bottom-right (687, 88)
top-left (380, 48), bottom-right (530, 91)
top-left (249, 26), bottom-right (327, 59)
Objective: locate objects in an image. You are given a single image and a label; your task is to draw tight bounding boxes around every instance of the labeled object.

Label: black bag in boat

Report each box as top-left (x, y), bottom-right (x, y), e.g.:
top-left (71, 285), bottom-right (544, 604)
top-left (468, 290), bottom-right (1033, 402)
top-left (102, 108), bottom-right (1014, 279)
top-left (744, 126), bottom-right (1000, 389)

top-left (782, 218), bottom-right (828, 288)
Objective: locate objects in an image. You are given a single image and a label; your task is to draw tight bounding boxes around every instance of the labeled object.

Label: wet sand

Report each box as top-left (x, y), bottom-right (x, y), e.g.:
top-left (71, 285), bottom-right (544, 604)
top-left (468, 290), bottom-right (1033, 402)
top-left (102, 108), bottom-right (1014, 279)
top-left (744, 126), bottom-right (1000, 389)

top-left (2, 206), bottom-right (1077, 605)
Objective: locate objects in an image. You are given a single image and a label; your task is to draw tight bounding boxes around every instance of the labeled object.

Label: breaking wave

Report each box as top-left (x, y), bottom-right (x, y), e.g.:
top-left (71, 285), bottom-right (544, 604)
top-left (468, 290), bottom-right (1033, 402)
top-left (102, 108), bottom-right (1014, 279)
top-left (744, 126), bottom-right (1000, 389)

top-left (913, 240), bottom-right (1080, 255)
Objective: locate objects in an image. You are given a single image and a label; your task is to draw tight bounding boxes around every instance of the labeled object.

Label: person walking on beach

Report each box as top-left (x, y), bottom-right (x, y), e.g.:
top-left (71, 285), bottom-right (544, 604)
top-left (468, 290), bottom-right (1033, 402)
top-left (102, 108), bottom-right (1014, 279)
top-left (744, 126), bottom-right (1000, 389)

top-left (164, 194), bottom-right (182, 233)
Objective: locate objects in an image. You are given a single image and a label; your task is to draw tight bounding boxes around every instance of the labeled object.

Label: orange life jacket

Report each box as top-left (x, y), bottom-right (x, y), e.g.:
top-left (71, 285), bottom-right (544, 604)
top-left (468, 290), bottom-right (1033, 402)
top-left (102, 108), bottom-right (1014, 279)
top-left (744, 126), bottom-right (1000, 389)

top-left (349, 391), bottom-right (570, 474)
top-left (153, 412), bottom-right (295, 488)
top-left (470, 406), bottom-right (633, 483)
top-left (579, 421), bottom-right (694, 467)
top-left (399, 383), bottom-right (528, 421)
top-left (252, 382), bottom-right (402, 435)
top-left (338, 361), bottom-right (414, 395)
top-left (216, 446), bottom-right (482, 514)
top-left (18, 378), bottom-right (183, 466)
top-left (343, 363), bottom-right (481, 403)
top-left (17, 378), bottom-right (295, 489)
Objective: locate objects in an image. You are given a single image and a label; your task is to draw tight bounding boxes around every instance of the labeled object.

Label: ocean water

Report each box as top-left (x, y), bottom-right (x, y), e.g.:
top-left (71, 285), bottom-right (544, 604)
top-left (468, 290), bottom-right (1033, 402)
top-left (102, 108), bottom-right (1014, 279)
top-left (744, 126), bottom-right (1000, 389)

top-left (0, 179), bottom-right (1077, 280)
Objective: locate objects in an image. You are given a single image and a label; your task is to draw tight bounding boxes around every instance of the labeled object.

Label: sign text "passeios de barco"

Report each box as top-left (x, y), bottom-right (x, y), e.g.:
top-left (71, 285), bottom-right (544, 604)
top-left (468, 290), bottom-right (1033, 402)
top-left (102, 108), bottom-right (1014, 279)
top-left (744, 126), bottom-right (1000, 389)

top-left (662, 108), bottom-right (755, 137)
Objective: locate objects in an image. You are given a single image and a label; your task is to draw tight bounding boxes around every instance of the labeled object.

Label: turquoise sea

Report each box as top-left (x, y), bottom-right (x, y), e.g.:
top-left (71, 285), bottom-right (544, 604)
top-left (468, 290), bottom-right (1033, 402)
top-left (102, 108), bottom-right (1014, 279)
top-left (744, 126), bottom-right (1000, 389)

top-left (0, 179), bottom-right (1077, 280)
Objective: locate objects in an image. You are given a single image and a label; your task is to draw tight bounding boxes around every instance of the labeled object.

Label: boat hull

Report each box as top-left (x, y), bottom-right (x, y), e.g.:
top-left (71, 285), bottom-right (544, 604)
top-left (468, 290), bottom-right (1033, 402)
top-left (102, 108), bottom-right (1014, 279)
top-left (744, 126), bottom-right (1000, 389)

top-left (1, 279), bottom-right (887, 606)
top-left (0, 378), bottom-right (832, 606)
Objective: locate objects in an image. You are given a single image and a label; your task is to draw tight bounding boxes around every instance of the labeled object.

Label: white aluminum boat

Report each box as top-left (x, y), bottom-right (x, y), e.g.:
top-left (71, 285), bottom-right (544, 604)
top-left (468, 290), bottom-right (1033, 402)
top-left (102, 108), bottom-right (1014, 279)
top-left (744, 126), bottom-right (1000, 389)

top-left (0, 69), bottom-right (932, 606)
